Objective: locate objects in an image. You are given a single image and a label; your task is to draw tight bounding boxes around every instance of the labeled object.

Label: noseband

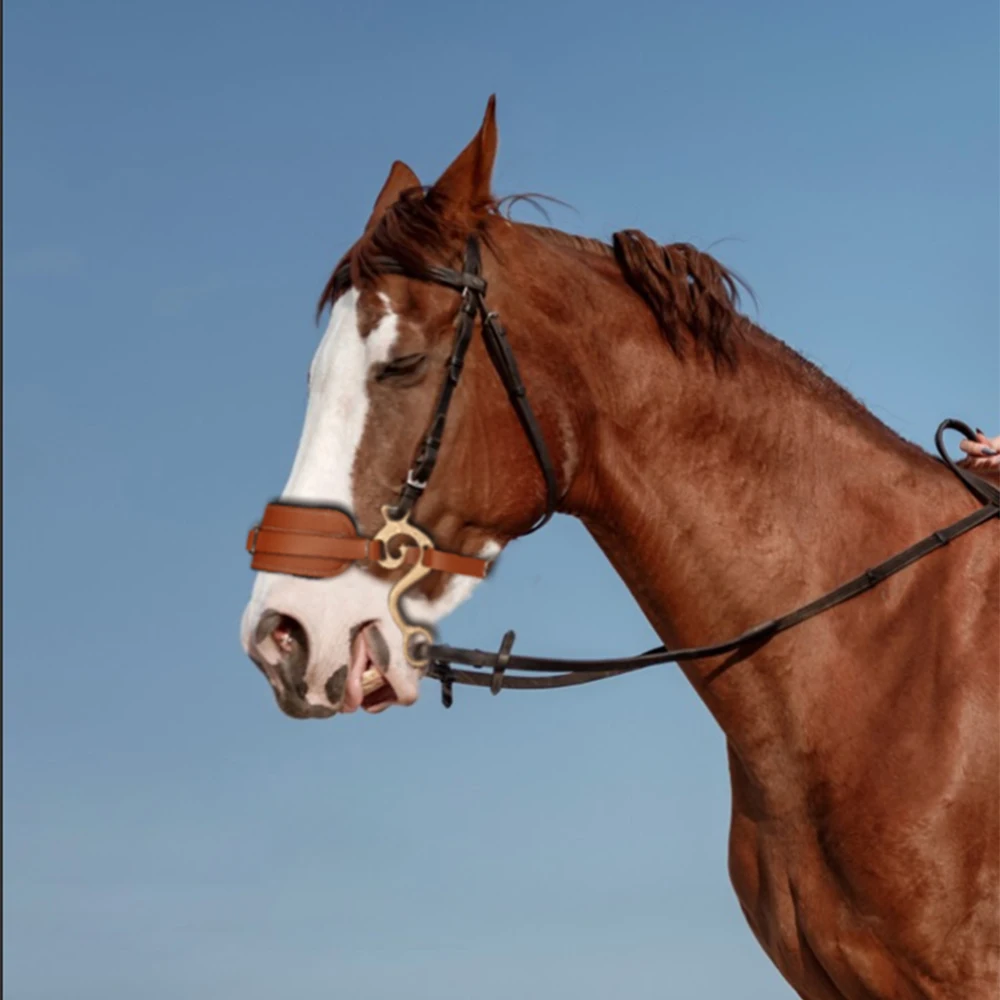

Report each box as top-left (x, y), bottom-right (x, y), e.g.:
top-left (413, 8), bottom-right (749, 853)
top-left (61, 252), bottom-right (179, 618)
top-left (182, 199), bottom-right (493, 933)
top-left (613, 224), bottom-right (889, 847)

top-left (247, 236), bottom-right (999, 708)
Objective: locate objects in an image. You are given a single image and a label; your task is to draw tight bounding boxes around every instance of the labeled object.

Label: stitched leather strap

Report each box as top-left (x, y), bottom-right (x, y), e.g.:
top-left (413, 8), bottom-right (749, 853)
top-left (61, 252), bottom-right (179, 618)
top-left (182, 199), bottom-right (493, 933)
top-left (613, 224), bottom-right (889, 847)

top-left (247, 503), bottom-right (491, 580)
top-left (480, 308), bottom-right (559, 533)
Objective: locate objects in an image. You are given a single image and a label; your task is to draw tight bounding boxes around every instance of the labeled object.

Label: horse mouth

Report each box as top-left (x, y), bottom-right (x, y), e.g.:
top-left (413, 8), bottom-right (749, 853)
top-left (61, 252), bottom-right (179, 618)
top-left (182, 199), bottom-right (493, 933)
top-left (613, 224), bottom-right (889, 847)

top-left (360, 668), bottom-right (397, 711)
top-left (345, 624), bottom-right (399, 714)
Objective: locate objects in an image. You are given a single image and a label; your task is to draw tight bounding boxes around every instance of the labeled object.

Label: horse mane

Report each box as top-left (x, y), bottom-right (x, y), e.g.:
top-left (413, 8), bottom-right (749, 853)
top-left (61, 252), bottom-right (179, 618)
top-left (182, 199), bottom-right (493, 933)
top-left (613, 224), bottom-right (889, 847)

top-left (318, 191), bottom-right (750, 368)
top-left (609, 230), bottom-right (750, 367)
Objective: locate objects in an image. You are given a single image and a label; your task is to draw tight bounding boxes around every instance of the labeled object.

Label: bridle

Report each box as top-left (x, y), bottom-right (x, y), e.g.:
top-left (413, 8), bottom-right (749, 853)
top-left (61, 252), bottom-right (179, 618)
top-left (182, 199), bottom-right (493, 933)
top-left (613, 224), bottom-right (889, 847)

top-left (247, 235), bottom-right (999, 708)
top-left (247, 236), bottom-right (559, 673)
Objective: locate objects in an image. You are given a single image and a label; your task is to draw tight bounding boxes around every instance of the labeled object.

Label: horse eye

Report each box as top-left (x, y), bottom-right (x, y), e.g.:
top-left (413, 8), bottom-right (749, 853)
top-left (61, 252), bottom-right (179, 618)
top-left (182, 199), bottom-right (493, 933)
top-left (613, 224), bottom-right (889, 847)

top-left (376, 353), bottom-right (427, 383)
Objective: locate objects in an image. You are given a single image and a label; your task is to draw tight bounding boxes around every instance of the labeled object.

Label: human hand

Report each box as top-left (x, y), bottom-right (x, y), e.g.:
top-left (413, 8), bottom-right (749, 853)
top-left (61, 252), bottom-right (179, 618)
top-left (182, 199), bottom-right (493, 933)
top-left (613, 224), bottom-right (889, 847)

top-left (959, 429), bottom-right (1000, 471)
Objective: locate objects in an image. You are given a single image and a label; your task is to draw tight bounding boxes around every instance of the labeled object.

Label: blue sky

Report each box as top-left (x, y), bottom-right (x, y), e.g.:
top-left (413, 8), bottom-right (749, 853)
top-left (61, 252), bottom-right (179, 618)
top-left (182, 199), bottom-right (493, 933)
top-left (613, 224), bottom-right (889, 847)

top-left (4, 2), bottom-right (997, 998)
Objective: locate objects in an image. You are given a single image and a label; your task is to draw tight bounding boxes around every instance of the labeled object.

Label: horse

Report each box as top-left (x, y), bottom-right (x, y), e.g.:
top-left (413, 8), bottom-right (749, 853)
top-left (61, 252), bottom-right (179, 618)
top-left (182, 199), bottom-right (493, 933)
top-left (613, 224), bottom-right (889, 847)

top-left (240, 97), bottom-right (999, 998)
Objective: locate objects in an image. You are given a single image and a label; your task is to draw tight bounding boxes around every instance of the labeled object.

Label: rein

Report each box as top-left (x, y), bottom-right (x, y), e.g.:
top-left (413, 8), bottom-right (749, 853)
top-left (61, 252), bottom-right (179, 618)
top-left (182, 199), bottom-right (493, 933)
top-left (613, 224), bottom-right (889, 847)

top-left (247, 236), bottom-right (1000, 709)
top-left (428, 429), bottom-right (997, 704)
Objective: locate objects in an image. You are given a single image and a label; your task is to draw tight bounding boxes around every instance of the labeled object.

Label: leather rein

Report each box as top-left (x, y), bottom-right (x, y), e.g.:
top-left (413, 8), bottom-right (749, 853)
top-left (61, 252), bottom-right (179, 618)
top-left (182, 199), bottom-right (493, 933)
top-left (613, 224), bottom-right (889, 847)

top-left (247, 236), bottom-right (1000, 708)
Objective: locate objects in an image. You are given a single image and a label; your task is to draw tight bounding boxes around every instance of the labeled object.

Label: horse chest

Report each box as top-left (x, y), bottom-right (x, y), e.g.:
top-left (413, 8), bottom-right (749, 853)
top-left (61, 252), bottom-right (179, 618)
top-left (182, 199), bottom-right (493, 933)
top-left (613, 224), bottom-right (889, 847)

top-left (727, 812), bottom-right (989, 1000)
top-left (729, 820), bottom-right (847, 998)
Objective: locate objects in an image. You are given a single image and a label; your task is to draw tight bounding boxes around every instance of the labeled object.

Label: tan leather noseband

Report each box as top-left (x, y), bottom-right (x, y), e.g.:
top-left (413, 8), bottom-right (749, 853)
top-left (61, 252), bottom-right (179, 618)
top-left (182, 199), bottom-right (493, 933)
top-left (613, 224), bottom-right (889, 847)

top-left (247, 503), bottom-right (490, 581)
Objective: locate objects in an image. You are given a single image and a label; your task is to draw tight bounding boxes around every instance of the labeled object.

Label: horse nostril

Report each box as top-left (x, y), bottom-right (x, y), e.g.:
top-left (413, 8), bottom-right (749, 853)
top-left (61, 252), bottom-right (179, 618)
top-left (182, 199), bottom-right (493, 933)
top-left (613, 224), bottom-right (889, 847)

top-left (254, 611), bottom-right (310, 689)
top-left (325, 665), bottom-right (348, 706)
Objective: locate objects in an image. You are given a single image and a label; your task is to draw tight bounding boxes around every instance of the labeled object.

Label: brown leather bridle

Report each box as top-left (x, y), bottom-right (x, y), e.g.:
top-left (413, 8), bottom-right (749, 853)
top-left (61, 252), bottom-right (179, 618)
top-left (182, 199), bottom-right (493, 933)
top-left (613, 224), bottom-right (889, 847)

top-left (246, 236), bottom-right (999, 708)
top-left (248, 237), bottom-right (559, 672)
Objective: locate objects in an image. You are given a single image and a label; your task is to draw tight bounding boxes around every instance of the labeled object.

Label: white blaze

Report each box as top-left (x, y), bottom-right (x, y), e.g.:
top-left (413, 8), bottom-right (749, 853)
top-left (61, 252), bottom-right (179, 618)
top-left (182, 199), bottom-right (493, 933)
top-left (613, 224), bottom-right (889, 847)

top-left (284, 289), bottom-right (396, 503)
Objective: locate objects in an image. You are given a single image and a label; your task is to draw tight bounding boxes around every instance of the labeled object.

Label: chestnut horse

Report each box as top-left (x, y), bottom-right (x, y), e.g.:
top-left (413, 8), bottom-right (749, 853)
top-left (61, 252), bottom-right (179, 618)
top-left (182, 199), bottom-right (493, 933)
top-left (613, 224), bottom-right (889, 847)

top-left (240, 98), bottom-right (999, 998)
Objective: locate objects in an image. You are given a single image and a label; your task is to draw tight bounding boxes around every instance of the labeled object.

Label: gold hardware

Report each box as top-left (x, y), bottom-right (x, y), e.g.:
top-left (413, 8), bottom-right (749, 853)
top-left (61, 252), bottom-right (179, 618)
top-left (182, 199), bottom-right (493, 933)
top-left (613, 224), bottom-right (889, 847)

top-left (373, 506), bottom-right (434, 668)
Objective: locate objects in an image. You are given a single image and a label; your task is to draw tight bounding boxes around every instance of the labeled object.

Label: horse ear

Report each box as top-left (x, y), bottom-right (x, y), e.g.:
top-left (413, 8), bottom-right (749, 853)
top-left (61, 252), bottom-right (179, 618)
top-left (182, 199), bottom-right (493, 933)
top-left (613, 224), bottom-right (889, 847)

top-left (365, 160), bottom-right (422, 231)
top-left (430, 95), bottom-right (498, 218)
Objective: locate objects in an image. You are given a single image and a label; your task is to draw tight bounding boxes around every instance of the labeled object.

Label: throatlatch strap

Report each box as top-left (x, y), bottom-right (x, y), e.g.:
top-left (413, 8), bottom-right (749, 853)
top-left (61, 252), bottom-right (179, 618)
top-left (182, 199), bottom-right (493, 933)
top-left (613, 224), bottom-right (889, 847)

top-left (480, 309), bottom-right (560, 533)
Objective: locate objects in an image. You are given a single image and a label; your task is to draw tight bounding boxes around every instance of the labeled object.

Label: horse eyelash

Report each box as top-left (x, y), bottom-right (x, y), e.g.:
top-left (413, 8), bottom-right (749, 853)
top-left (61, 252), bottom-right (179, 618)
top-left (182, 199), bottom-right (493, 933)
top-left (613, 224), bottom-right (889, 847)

top-left (376, 354), bottom-right (427, 382)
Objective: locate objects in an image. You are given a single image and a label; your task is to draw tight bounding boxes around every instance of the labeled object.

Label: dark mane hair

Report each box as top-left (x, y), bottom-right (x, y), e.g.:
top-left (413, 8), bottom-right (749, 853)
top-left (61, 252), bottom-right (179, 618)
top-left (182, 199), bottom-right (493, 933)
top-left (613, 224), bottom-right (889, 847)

top-left (318, 192), bottom-right (752, 368)
top-left (610, 230), bottom-right (750, 367)
top-left (316, 186), bottom-right (473, 318)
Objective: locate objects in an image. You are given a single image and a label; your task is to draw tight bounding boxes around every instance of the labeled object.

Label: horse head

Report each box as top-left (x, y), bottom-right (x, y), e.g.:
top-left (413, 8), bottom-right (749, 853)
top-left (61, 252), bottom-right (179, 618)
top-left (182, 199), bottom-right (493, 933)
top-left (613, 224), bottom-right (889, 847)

top-left (240, 98), bottom-right (571, 717)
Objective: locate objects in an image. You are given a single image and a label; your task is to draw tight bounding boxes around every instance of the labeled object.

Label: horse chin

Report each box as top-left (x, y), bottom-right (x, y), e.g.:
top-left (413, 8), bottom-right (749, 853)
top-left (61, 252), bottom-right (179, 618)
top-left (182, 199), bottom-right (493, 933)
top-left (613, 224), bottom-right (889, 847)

top-left (371, 656), bottom-right (423, 713)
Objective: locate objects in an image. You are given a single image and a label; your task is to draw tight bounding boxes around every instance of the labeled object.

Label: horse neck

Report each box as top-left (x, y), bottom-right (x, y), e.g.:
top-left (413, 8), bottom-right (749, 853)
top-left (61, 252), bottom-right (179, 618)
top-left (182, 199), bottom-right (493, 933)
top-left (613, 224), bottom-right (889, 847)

top-left (520, 244), bottom-right (975, 783)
